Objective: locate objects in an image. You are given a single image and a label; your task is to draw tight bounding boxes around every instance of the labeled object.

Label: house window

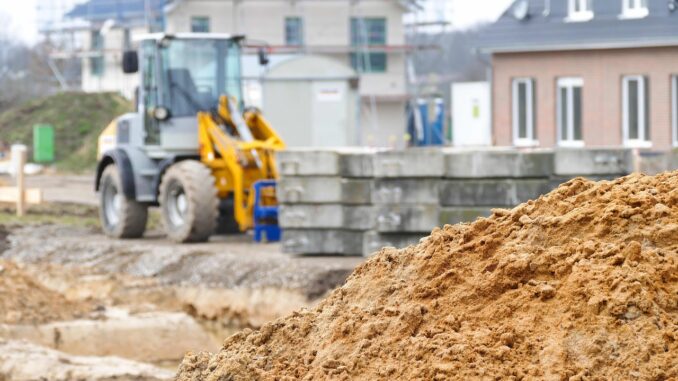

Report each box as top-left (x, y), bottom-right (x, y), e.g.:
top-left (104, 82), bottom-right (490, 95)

top-left (350, 18), bottom-right (387, 73)
top-left (191, 16), bottom-right (210, 33)
top-left (285, 17), bottom-right (304, 46)
top-left (90, 30), bottom-right (104, 77)
top-left (622, 75), bottom-right (650, 147)
top-left (557, 78), bottom-right (584, 147)
top-left (568, 0), bottom-right (593, 21)
top-left (672, 76), bottom-right (678, 146)
top-left (512, 78), bottom-right (536, 146)
top-left (622, 0), bottom-right (648, 18)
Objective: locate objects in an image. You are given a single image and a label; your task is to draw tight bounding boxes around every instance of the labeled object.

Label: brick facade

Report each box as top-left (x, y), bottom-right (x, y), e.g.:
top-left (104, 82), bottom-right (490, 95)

top-left (492, 47), bottom-right (678, 150)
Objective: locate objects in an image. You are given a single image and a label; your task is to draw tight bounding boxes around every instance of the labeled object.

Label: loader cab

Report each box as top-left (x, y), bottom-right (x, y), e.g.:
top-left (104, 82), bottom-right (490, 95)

top-left (123, 33), bottom-right (245, 154)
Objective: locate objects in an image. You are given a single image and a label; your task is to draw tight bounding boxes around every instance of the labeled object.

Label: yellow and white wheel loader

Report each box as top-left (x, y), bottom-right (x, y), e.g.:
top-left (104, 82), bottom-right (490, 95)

top-left (95, 33), bottom-right (284, 243)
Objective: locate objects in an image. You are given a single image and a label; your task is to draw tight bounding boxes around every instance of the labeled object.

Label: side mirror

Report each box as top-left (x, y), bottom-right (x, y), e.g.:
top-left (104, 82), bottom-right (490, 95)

top-left (258, 47), bottom-right (270, 66)
top-left (122, 50), bottom-right (138, 74)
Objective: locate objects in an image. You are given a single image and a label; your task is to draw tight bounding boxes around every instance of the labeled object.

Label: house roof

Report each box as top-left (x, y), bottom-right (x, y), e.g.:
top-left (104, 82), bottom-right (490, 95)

top-left (65, 0), bottom-right (164, 22)
top-left (477, 0), bottom-right (678, 53)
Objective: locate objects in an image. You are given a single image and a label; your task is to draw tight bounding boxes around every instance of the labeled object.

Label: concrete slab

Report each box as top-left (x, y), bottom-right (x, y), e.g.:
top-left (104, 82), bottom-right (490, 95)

top-left (372, 179), bottom-right (440, 204)
top-left (362, 231), bottom-right (425, 257)
top-left (440, 179), bottom-right (553, 206)
top-left (281, 229), bottom-right (364, 255)
top-left (277, 177), bottom-right (372, 204)
top-left (279, 205), bottom-right (375, 230)
top-left (375, 204), bottom-right (439, 233)
top-left (373, 148), bottom-right (444, 178)
top-left (554, 148), bottom-right (633, 176)
top-left (439, 207), bottom-right (495, 225)
top-left (444, 149), bottom-right (553, 178)
top-left (339, 151), bottom-right (376, 178)
top-left (277, 150), bottom-right (340, 176)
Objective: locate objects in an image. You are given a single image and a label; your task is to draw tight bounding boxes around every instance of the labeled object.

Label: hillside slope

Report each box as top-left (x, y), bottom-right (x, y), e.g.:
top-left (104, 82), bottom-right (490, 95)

top-left (0, 92), bottom-right (132, 172)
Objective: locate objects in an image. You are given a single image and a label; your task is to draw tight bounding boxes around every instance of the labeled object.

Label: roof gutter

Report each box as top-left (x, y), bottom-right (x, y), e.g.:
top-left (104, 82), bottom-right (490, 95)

top-left (479, 38), bottom-right (678, 54)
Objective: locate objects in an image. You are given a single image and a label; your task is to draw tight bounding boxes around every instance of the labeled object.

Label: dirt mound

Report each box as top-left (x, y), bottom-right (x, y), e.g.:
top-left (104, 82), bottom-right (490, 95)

top-left (0, 260), bottom-right (92, 324)
top-left (177, 172), bottom-right (678, 381)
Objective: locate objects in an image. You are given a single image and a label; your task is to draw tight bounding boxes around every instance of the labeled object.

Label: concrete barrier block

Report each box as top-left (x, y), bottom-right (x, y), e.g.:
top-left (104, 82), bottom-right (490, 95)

top-left (373, 148), bottom-right (444, 178)
top-left (282, 229), bottom-right (364, 255)
top-left (277, 177), bottom-right (371, 204)
top-left (279, 205), bottom-right (375, 230)
top-left (554, 148), bottom-right (633, 176)
top-left (277, 150), bottom-right (340, 176)
top-left (362, 231), bottom-right (425, 257)
top-left (339, 150), bottom-right (376, 178)
top-left (375, 204), bottom-right (439, 233)
top-left (444, 149), bottom-right (553, 178)
top-left (372, 179), bottom-right (440, 204)
top-left (439, 207), bottom-right (495, 225)
top-left (440, 179), bottom-right (553, 206)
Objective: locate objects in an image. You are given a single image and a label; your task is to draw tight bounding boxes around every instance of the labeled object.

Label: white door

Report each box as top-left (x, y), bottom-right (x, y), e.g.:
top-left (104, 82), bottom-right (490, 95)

top-left (311, 81), bottom-right (349, 146)
top-left (452, 82), bottom-right (491, 146)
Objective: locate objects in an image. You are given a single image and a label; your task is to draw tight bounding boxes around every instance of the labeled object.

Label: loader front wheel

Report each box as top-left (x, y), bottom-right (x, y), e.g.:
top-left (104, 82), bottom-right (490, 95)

top-left (159, 160), bottom-right (218, 243)
top-left (99, 165), bottom-right (148, 239)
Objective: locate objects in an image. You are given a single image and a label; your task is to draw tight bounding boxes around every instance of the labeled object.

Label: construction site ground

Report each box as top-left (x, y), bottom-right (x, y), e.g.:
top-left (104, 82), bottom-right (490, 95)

top-left (0, 174), bottom-right (364, 380)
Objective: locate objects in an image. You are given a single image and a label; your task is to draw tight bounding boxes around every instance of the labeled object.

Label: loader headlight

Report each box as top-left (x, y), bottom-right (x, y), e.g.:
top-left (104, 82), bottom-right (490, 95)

top-left (152, 106), bottom-right (170, 121)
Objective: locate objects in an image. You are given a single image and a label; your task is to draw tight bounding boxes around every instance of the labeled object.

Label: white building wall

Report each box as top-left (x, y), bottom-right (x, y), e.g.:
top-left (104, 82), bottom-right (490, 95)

top-left (79, 26), bottom-right (146, 99)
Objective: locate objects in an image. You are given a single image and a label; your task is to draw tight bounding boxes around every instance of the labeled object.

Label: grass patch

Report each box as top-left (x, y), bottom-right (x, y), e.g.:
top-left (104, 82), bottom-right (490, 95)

top-left (0, 92), bottom-right (133, 173)
top-left (0, 203), bottom-right (100, 228)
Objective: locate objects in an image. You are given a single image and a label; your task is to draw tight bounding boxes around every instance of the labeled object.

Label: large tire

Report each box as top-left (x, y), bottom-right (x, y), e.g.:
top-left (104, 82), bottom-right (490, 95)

top-left (159, 160), bottom-right (218, 243)
top-left (99, 165), bottom-right (148, 239)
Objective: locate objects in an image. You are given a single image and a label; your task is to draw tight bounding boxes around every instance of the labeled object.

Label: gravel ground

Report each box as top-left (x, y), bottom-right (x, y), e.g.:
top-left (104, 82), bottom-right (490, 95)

top-left (1, 224), bottom-right (363, 299)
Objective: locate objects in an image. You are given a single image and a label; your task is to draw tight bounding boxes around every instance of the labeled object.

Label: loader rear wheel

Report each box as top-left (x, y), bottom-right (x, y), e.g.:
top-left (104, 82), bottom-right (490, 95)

top-left (99, 165), bottom-right (148, 239)
top-left (159, 160), bottom-right (218, 243)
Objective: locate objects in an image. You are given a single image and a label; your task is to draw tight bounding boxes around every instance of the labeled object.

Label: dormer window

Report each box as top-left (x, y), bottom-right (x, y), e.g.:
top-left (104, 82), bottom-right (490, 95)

top-left (622, 0), bottom-right (649, 18)
top-left (568, 0), bottom-right (594, 22)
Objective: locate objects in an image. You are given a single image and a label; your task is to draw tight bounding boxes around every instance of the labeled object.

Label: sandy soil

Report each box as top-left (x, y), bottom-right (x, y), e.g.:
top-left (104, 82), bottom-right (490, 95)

top-left (177, 172), bottom-right (678, 381)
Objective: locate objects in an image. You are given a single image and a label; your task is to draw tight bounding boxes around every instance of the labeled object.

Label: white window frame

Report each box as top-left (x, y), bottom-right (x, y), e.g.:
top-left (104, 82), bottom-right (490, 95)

top-left (512, 78), bottom-right (538, 147)
top-left (672, 75), bottom-right (678, 147)
top-left (557, 77), bottom-right (585, 148)
top-left (621, 0), bottom-right (648, 19)
top-left (622, 75), bottom-right (651, 148)
top-left (567, 0), bottom-right (594, 22)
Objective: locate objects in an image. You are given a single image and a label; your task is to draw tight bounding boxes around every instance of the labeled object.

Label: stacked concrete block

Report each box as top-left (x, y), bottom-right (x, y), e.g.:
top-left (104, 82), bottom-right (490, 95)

top-left (369, 149), bottom-right (445, 255)
top-left (279, 147), bottom-right (646, 257)
top-left (440, 149), bottom-right (555, 224)
top-left (278, 149), bottom-right (377, 256)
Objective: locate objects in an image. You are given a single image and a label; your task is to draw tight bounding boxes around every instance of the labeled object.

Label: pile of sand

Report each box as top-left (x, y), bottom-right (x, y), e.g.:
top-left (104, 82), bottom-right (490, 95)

top-left (177, 172), bottom-right (678, 380)
top-left (0, 260), bottom-right (91, 324)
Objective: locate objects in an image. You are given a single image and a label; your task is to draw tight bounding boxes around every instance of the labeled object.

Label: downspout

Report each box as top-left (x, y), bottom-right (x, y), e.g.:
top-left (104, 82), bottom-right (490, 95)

top-left (476, 48), bottom-right (494, 146)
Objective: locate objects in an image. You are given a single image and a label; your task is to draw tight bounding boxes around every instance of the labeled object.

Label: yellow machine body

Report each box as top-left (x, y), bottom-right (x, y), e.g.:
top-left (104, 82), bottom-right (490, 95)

top-left (197, 96), bottom-right (285, 231)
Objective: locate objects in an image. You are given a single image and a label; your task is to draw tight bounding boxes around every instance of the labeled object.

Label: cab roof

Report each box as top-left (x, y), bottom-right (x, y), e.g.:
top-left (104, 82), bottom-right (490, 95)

top-left (133, 33), bottom-right (244, 42)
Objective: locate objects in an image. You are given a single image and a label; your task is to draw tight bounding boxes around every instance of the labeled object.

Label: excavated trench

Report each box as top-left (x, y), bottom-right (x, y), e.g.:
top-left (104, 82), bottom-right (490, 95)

top-left (0, 215), bottom-right (361, 380)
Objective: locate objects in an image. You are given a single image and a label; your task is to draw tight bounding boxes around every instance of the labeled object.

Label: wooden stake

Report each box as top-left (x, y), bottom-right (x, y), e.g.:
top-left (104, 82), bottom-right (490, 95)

top-left (16, 148), bottom-right (26, 217)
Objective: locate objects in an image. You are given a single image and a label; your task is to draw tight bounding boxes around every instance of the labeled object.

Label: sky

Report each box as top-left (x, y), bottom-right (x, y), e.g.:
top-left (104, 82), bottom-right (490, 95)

top-left (0, 0), bottom-right (514, 45)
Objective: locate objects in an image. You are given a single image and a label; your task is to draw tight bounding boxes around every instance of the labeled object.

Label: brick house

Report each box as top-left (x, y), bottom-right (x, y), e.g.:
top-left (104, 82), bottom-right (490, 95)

top-left (477, 0), bottom-right (678, 150)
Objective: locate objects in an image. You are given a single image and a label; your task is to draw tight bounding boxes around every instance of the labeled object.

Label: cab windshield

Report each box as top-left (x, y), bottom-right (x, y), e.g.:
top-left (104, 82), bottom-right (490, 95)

top-left (160, 38), bottom-right (242, 117)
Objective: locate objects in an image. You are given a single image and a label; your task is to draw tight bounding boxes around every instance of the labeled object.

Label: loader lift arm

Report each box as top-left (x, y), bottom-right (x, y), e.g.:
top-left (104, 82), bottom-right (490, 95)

top-left (197, 95), bottom-right (285, 231)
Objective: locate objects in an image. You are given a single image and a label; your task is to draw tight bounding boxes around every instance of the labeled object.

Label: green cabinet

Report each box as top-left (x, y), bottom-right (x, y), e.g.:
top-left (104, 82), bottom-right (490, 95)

top-left (33, 124), bottom-right (55, 163)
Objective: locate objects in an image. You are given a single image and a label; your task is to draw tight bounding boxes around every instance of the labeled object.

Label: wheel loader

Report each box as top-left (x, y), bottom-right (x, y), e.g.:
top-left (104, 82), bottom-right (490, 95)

top-left (95, 33), bottom-right (285, 243)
